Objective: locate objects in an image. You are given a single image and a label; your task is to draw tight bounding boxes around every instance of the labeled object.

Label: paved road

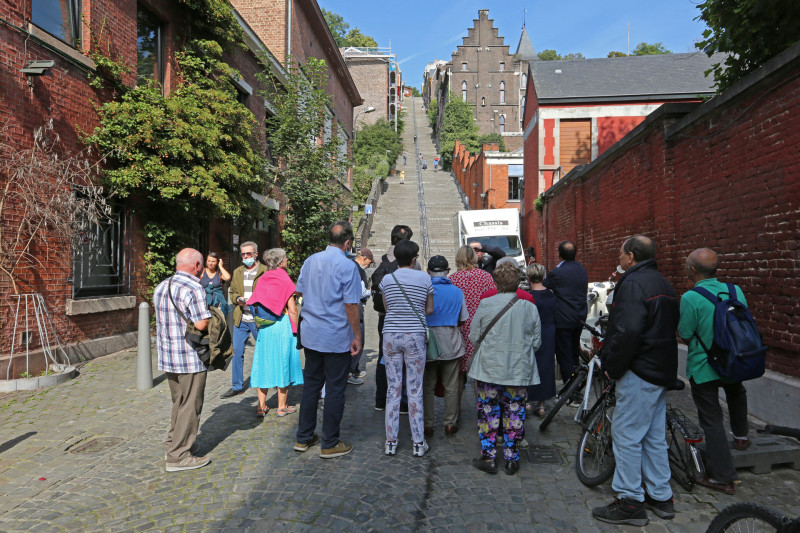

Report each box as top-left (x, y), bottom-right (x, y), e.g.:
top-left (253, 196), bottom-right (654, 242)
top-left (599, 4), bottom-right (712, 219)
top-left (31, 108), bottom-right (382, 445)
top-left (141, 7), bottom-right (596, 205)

top-left (2, 95), bottom-right (800, 531)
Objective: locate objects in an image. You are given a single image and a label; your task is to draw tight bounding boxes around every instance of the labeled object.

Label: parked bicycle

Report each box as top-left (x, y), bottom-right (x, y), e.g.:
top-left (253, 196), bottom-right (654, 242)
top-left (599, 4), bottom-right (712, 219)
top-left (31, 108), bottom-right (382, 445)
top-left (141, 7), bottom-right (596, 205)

top-left (665, 386), bottom-right (706, 491)
top-left (707, 503), bottom-right (800, 532)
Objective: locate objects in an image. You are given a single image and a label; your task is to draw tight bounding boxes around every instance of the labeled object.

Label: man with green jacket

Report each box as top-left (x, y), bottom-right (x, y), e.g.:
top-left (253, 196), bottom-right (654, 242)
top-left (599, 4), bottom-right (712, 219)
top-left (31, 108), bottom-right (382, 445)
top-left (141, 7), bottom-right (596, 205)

top-left (222, 241), bottom-right (267, 398)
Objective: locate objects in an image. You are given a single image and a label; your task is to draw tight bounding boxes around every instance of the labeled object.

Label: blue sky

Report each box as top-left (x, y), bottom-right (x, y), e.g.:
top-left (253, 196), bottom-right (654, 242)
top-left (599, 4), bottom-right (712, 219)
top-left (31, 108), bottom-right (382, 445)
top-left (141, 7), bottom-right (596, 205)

top-left (318, 0), bottom-right (710, 89)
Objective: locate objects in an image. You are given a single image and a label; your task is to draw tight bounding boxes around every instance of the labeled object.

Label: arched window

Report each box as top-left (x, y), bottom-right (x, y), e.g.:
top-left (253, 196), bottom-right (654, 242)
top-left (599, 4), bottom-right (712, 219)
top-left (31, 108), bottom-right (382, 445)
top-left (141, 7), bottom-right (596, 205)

top-left (521, 96), bottom-right (526, 126)
top-left (499, 115), bottom-right (505, 133)
top-left (521, 73), bottom-right (527, 89)
top-left (481, 96), bottom-right (486, 107)
top-left (462, 81), bottom-right (467, 102)
top-left (499, 81), bottom-right (505, 103)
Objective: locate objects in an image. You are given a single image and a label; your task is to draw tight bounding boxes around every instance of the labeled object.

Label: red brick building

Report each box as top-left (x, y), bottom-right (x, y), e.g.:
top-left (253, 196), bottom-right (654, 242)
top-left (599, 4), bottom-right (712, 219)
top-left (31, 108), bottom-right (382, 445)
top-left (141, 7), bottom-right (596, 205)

top-left (527, 43), bottom-right (800, 425)
top-left (0, 0), bottom-right (355, 379)
top-left (451, 142), bottom-right (524, 212)
top-left (342, 48), bottom-right (401, 130)
top-left (522, 52), bottom-right (721, 235)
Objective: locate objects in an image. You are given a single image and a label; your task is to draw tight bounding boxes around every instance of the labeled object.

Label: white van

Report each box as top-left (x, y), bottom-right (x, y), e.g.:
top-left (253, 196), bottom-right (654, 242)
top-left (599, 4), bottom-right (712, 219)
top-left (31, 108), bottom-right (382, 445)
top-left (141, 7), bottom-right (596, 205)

top-left (454, 209), bottom-right (526, 279)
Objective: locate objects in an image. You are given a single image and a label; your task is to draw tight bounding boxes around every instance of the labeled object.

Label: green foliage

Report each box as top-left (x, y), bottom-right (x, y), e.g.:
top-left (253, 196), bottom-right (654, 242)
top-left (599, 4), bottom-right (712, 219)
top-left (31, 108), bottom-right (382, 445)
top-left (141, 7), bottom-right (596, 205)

top-left (410, 86), bottom-right (422, 97)
top-left (322, 8), bottom-right (378, 48)
top-left (607, 51), bottom-right (627, 58)
top-left (538, 49), bottom-right (561, 61)
top-left (696, 0), bottom-right (800, 91)
top-left (86, 39), bottom-right (266, 290)
top-left (632, 42), bottom-right (671, 55)
top-left (427, 98), bottom-right (438, 132)
top-left (474, 133), bottom-right (506, 153)
top-left (176, 0), bottom-right (243, 48)
top-left (563, 52), bottom-right (585, 60)
top-left (439, 93), bottom-right (479, 171)
top-left (533, 195), bottom-right (546, 213)
top-left (259, 57), bottom-right (349, 276)
top-left (352, 119), bottom-right (401, 204)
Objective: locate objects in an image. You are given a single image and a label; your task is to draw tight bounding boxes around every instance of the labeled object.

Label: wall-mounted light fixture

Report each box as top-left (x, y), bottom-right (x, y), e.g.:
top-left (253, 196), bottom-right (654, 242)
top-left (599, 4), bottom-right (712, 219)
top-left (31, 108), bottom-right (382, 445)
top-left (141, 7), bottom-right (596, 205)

top-left (21, 60), bottom-right (55, 87)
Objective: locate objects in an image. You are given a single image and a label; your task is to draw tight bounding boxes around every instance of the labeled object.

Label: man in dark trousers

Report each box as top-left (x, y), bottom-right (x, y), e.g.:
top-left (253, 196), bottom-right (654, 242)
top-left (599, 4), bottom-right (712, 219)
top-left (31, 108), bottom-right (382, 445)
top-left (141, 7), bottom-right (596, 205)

top-left (543, 240), bottom-right (588, 386)
top-left (678, 247), bottom-right (751, 495)
top-left (592, 235), bottom-right (678, 526)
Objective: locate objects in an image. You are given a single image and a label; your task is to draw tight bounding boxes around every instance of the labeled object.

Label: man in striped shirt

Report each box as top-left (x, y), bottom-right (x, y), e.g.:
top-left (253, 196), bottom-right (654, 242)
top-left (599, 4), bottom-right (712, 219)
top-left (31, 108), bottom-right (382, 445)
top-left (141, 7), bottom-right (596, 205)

top-left (154, 248), bottom-right (212, 472)
top-left (224, 241), bottom-right (267, 398)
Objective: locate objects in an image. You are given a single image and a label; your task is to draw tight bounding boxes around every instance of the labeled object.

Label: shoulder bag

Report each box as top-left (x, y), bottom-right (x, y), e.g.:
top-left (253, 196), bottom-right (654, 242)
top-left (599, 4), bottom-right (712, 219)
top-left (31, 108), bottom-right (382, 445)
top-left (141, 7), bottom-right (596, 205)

top-left (468, 296), bottom-right (519, 372)
top-left (389, 273), bottom-right (442, 361)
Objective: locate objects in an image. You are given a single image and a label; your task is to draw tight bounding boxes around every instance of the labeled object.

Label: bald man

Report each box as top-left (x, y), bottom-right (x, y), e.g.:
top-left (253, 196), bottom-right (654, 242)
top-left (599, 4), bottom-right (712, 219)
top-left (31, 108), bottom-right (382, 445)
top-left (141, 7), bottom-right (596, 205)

top-left (678, 248), bottom-right (750, 495)
top-left (154, 248), bottom-right (212, 472)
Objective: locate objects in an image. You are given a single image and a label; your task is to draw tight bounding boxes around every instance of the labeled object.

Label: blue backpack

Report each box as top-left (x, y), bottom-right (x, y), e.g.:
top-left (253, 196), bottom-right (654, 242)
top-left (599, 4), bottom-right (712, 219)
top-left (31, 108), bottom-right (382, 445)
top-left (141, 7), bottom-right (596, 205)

top-left (691, 283), bottom-right (767, 382)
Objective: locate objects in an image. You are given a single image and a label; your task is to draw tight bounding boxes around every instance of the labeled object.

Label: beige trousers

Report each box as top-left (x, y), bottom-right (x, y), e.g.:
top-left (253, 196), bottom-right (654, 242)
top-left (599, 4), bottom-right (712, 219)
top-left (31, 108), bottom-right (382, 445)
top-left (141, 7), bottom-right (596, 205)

top-left (165, 371), bottom-right (207, 463)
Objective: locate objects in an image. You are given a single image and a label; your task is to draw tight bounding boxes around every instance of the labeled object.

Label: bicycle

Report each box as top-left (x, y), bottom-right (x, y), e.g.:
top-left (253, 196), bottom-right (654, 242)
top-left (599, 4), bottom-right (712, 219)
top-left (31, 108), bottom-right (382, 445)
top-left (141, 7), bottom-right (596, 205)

top-left (539, 318), bottom-right (608, 432)
top-left (706, 503), bottom-right (800, 532)
top-left (665, 385), bottom-right (706, 491)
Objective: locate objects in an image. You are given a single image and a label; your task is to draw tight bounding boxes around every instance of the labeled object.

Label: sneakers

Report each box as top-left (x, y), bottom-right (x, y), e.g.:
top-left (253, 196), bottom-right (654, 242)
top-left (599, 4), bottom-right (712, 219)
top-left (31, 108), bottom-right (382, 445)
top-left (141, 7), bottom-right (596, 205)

top-left (733, 437), bottom-right (752, 450)
top-left (374, 405), bottom-right (385, 411)
top-left (347, 375), bottom-right (364, 385)
top-left (293, 434), bottom-right (320, 452)
top-left (644, 494), bottom-right (675, 520)
top-left (412, 441), bottom-right (429, 457)
top-left (399, 405), bottom-right (409, 415)
top-left (472, 456), bottom-right (498, 474)
top-left (165, 455), bottom-right (210, 472)
top-left (592, 498), bottom-right (649, 526)
top-left (320, 440), bottom-right (354, 459)
top-left (385, 440), bottom-right (397, 456)
top-left (353, 370), bottom-right (367, 379)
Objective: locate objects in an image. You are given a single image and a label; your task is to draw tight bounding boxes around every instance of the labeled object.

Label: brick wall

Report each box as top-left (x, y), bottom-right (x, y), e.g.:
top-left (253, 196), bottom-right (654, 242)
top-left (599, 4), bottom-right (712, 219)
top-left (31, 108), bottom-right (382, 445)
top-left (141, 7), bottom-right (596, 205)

top-left (452, 142), bottom-right (522, 211)
top-left (346, 58), bottom-right (388, 126)
top-left (529, 46), bottom-right (800, 377)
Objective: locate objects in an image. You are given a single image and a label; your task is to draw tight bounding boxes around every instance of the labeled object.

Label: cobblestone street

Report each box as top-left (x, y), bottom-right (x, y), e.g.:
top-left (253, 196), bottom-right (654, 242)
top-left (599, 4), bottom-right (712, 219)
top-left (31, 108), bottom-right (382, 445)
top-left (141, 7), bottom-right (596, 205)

top-left (1, 296), bottom-right (799, 532)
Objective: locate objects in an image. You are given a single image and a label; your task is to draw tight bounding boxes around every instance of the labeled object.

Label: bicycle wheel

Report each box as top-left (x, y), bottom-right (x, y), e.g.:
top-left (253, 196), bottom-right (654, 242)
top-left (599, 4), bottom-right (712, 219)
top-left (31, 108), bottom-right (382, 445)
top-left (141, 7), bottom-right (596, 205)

top-left (575, 399), bottom-right (616, 486)
top-left (706, 503), bottom-right (786, 533)
top-left (666, 421), bottom-right (704, 492)
top-left (539, 371), bottom-right (586, 432)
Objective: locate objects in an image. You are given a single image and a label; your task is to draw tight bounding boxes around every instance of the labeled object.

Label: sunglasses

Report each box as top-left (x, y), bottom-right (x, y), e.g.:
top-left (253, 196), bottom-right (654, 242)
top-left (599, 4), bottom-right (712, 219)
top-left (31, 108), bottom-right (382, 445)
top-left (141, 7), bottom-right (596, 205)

top-left (241, 252), bottom-right (256, 258)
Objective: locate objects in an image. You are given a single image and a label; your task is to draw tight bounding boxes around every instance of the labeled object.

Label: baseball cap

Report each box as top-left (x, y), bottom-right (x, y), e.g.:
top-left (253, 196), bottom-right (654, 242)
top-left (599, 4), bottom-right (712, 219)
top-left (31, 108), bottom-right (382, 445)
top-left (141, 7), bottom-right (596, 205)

top-left (427, 255), bottom-right (449, 272)
top-left (358, 248), bottom-right (374, 262)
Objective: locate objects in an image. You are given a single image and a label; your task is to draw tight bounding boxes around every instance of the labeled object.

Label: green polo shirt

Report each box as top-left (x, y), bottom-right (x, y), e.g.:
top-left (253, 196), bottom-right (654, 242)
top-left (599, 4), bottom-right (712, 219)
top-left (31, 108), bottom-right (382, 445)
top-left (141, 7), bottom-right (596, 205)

top-left (678, 278), bottom-right (747, 384)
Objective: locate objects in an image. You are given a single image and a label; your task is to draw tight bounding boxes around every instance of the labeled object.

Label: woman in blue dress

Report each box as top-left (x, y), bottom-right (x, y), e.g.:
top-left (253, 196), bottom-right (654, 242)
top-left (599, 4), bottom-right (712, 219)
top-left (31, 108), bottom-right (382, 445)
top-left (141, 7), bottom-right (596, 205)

top-left (247, 248), bottom-right (303, 417)
top-left (526, 263), bottom-right (557, 418)
top-left (200, 252), bottom-right (230, 315)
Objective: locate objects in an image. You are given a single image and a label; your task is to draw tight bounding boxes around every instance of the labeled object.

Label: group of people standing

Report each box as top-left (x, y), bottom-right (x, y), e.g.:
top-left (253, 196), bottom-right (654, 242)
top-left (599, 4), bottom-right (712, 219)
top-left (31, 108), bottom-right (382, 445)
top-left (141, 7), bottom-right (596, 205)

top-left (154, 225), bottom-right (755, 529)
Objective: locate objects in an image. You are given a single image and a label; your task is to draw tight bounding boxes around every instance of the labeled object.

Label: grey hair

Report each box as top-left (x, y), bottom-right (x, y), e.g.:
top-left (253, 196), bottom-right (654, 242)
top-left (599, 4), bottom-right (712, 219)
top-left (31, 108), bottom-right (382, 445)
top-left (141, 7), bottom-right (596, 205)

top-left (240, 241), bottom-right (258, 253)
top-left (262, 248), bottom-right (287, 270)
top-left (429, 271), bottom-right (449, 278)
top-left (526, 263), bottom-right (546, 284)
top-left (176, 248), bottom-right (202, 267)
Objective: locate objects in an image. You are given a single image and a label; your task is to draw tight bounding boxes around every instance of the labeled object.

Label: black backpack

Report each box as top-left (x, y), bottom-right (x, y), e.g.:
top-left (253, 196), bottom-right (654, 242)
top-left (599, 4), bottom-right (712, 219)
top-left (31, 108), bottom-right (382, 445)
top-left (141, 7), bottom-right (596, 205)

top-left (371, 254), bottom-right (398, 313)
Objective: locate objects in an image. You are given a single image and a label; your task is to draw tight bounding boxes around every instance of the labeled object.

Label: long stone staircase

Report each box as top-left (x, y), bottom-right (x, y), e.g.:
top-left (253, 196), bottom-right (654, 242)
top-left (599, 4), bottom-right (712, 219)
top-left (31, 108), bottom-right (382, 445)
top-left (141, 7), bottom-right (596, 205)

top-left (368, 97), bottom-right (465, 267)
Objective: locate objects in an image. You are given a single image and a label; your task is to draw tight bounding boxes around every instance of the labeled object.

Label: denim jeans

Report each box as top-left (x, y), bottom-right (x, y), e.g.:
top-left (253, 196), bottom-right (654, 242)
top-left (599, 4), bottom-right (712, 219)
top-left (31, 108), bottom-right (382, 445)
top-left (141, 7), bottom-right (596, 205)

top-left (232, 321), bottom-right (258, 390)
top-left (611, 371), bottom-right (673, 502)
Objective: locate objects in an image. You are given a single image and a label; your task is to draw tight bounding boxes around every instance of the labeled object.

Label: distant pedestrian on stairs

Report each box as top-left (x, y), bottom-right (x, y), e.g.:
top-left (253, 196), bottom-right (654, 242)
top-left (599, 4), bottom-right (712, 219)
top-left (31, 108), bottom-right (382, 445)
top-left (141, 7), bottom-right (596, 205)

top-left (434, 157), bottom-right (439, 171)
top-left (403, 151), bottom-right (407, 165)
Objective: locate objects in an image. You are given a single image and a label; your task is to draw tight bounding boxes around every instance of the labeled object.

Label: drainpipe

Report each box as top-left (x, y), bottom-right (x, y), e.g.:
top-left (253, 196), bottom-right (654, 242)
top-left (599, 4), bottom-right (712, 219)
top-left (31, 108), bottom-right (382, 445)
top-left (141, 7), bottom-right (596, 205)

top-left (286, 0), bottom-right (292, 62)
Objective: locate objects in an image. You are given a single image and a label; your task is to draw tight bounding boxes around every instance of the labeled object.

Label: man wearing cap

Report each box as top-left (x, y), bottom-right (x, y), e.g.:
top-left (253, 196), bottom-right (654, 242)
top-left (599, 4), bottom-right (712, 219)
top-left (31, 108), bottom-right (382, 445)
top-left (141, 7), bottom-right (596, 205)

top-left (423, 256), bottom-right (469, 437)
top-left (348, 248), bottom-right (374, 385)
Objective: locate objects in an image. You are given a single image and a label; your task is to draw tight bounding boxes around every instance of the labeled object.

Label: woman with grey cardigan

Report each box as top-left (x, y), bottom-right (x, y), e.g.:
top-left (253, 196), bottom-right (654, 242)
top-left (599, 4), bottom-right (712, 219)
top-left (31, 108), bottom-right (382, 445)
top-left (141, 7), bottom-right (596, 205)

top-left (468, 262), bottom-right (542, 475)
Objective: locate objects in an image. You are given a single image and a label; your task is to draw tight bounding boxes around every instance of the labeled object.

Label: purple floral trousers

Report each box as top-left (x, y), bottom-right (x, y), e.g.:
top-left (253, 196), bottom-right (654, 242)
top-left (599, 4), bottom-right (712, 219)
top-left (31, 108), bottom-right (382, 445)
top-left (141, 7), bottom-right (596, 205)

top-left (476, 381), bottom-right (528, 462)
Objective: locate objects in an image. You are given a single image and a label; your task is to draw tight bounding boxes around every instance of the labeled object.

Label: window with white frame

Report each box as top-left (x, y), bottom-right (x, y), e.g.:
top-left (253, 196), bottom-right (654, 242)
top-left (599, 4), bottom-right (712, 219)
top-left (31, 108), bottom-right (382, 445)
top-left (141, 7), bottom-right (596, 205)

top-left (137, 5), bottom-right (164, 86)
top-left (508, 165), bottom-right (523, 201)
top-left (499, 62), bottom-right (505, 72)
top-left (499, 114), bottom-right (505, 133)
top-left (462, 81), bottom-right (467, 102)
top-left (521, 73), bottom-right (527, 89)
top-left (499, 81), bottom-right (505, 103)
top-left (32, 0), bottom-right (81, 46)
top-left (461, 62), bottom-right (467, 71)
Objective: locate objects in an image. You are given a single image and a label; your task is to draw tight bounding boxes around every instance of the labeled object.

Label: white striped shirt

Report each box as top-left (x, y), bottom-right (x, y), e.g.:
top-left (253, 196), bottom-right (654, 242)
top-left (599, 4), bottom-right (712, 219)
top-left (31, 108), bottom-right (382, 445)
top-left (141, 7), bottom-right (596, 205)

top-left (380, 269), bottom-right (433, 334)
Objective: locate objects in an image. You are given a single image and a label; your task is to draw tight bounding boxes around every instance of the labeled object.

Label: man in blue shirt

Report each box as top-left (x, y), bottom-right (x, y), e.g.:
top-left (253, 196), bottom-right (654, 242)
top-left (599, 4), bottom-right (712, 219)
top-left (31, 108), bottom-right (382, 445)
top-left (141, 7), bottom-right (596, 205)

top-left (294, 221), bottom-right (362, 458)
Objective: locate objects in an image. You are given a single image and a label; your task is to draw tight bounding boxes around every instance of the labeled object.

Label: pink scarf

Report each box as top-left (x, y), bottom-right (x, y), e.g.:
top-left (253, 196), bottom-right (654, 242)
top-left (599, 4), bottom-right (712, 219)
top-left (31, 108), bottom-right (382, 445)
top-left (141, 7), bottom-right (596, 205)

top-left (247, 268), bottom-right (297, 333)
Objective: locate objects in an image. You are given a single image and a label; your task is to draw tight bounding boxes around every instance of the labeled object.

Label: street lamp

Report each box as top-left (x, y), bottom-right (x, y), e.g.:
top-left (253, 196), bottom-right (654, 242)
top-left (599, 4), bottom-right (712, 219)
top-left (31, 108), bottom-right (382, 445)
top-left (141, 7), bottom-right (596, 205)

top-left (353, 106), bottom-right (376, 142)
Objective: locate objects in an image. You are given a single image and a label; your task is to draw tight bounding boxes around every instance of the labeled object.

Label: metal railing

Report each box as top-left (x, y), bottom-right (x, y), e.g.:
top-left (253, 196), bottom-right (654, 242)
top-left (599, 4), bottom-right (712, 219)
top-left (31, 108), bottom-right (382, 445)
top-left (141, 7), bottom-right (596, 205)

top-left (411, 95), bottom-right (431, 262)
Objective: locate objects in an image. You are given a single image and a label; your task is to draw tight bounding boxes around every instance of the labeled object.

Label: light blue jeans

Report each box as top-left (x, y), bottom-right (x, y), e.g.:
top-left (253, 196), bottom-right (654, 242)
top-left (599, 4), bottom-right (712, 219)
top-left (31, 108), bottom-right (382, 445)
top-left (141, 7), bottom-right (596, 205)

top-left (611, 371), bottom-right (673, 502)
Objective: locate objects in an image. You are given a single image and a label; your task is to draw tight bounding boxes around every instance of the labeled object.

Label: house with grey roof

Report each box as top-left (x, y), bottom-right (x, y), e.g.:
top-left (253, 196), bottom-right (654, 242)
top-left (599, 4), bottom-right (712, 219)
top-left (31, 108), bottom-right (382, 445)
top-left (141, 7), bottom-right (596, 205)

top-left (522, 52), bottom-right (723, 202)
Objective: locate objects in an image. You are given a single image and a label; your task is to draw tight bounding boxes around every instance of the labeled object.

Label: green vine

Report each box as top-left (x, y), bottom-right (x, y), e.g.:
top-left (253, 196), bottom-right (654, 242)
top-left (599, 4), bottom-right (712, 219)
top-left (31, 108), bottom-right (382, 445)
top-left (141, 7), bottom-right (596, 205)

top-left (533, 194), bottom-right (546, 213)
top-left (85, 1), bottom-right (264, 292)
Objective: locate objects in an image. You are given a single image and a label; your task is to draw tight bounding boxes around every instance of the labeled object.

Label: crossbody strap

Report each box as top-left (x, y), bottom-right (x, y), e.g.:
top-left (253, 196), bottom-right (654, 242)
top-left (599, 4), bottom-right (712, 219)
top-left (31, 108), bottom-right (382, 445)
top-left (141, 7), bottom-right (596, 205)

top-left (389, 272), bottom-right (426, 329)
top-left (167, 277), bottom-right (191, 325)
top-left (475, 296), bottom-right (519, 351)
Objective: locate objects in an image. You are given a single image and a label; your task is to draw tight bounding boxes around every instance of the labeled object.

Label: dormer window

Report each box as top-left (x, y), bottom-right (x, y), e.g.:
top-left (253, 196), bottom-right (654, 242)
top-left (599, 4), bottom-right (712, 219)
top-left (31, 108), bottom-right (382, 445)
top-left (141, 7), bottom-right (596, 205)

top-left (499, 62), bottom-right (505, 72)
top-left (461, 62), bottom-right (467, 71)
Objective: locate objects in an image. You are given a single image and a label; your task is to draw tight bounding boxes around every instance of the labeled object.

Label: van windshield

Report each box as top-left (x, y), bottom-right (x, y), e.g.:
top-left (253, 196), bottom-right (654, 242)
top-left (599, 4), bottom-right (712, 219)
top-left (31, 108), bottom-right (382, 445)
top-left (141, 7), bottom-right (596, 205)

top-left (467, 236), bottom-right (522, 257)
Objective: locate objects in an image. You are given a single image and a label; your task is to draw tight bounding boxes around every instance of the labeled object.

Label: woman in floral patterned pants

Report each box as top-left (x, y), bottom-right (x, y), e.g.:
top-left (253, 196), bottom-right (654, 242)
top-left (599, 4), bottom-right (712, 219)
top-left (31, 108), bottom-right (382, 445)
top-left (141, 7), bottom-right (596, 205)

top-left (476, 383), bottom-right (528, 464)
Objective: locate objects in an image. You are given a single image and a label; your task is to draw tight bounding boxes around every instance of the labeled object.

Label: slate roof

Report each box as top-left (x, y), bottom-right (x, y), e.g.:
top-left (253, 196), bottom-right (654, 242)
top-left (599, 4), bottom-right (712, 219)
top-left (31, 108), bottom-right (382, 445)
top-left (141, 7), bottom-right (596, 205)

top-left (531, 52), bottom-right (724, 102)
top-left (515, 27), bottom-right (537, 61)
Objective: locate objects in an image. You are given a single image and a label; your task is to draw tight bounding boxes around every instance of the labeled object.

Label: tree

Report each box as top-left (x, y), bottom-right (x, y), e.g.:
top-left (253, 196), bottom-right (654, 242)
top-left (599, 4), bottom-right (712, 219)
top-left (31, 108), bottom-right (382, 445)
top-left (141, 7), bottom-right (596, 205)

top-left (607, 51), bottom-right (627, 58)
top-left (322, 8), bottom-right (378, 48)
top-left (632, 42), bottom-right (671, 55)
top-left (410, 86), bottom-right (422, 97)
top-left (696, 0), bottom-right (800, 91)
top-left (538, 49), bottom-right (562, 61)
top-left (260, 57), bottom-right (349, 275)
top-left (563, 52), bottom-right (586, 60)
top-left (344, 28), bottom-right (377, 48)
top-left (427, 98), bottom-right (438, 132)
top-left (439, 94), bottom-right (479, 171)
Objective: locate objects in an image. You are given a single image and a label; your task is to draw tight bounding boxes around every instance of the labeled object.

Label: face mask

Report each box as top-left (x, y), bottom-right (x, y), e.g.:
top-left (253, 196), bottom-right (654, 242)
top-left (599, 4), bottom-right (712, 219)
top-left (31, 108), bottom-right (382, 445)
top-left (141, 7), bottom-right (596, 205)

top-left (242, 257), bottom-right (255, 267)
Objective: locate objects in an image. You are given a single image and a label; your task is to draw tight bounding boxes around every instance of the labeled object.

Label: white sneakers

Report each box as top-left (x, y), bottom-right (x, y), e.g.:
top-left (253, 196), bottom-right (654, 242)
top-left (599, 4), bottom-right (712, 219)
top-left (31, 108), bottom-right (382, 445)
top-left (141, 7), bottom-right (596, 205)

top-left (412, 441), bottom-right (429, 457)
top-left (385, 440), bottom-right (397, 455)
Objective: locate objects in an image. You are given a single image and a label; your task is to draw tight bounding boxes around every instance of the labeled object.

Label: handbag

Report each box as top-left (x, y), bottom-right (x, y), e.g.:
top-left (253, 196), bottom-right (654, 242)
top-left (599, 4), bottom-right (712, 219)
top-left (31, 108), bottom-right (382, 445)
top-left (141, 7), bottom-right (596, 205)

top-left (389, 273), bottom-right (442, 361)
top-left (468, 296), bottom-right (519, 372)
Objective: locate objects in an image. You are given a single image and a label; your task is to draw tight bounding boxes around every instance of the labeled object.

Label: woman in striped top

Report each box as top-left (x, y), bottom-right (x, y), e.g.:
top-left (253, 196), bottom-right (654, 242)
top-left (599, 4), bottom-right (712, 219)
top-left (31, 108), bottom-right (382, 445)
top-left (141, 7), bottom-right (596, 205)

top-left (379, 239), bottom-right (434, 457)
